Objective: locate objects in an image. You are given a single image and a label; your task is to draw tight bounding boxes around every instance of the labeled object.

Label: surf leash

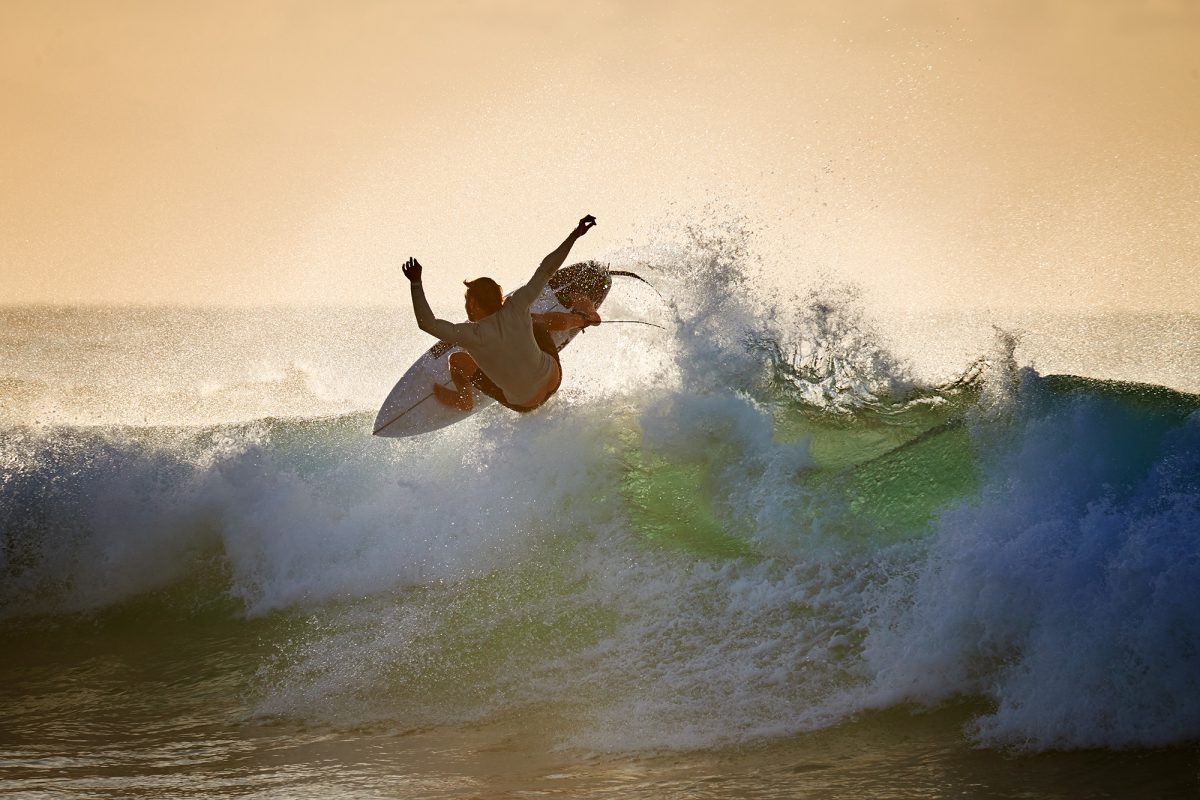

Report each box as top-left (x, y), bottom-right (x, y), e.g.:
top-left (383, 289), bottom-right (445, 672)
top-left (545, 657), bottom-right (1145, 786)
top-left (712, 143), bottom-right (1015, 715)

top-left (598, 319), bottom-right (667, 330)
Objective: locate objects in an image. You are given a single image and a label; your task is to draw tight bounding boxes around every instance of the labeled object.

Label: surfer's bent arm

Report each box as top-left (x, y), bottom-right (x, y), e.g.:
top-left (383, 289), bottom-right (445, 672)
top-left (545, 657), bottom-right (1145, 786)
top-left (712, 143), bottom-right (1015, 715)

top-left (410, 280), bottom-right (471, 344)
top-left (508, 215), bottom-right (596, 310)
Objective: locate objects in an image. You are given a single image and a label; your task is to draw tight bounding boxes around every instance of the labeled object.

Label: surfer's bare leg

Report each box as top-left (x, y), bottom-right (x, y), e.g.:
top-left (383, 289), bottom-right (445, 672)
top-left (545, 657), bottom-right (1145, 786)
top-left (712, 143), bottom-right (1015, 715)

top-left (531, 293), bottom-right (601, 332)
top-left (567, 292), bottom-right (601, 325)
top-left (532, 312), bottom-right (592, 332)
top-left (434, 352), bottom-right (477, 411)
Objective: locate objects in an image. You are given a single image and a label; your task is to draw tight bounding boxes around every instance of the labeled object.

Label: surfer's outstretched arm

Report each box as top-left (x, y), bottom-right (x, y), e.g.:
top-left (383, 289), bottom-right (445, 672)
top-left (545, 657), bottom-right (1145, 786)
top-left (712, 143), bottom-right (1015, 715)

top-left (403, 257), bottom-right (472, 344)
top-left (508, 215), bottom-right (596, 310)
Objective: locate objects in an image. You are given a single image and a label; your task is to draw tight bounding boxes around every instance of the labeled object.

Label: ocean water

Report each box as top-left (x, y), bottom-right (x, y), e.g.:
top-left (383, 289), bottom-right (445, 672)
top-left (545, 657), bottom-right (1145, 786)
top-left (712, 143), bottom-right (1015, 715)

top-left (3, 238), bottom-right (1200, 797)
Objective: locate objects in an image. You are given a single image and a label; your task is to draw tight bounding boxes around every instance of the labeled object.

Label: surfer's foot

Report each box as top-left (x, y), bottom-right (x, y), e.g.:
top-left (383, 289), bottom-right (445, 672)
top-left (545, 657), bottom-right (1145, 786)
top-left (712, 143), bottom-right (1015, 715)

top-left (433, 381), bottom-right (473, 412)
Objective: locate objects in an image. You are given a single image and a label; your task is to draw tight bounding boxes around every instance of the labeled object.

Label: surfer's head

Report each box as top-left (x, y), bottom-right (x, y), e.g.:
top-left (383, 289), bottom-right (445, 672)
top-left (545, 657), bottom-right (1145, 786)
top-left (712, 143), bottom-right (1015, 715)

top-left (463, 277), bottom-right (503, 320)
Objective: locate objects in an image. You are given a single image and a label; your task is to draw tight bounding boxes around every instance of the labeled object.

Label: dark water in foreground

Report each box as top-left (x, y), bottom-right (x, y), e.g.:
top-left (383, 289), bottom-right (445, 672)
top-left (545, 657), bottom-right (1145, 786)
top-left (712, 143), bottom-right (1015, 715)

top-left (3, 609), bottom-right (1197, 798)
top-left (3, 596), bottom-right (1199, 799)
top-left (3, 283), bottom-right (1200, 797)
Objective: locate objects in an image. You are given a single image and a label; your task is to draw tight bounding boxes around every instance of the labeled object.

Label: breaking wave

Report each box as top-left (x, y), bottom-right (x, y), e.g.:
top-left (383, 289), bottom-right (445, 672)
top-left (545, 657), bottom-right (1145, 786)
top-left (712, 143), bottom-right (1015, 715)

top-left (3, 224), bottom-right (1199, 754)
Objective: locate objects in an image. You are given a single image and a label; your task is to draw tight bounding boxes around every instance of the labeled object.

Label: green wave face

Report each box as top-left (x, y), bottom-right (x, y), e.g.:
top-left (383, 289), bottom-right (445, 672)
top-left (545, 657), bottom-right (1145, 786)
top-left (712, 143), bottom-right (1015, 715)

top-left (620, 433), bottom-right (757, 559)
top-left (621, 385), bottom-right (979, 554)
top-left (620, 374), bottom-right (1200, 554)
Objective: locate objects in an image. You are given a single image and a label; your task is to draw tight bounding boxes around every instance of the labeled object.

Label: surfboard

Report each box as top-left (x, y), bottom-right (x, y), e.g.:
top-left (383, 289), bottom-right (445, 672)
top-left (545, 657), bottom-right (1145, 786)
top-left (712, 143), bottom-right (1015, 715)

top-left (373, 261), bottom-right (614, 438)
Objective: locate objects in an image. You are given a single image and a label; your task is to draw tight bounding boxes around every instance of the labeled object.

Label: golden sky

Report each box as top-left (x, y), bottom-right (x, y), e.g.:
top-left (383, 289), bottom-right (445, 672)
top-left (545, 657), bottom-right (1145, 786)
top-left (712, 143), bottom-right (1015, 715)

top-left (3, 0), bottom-right (1197, 310)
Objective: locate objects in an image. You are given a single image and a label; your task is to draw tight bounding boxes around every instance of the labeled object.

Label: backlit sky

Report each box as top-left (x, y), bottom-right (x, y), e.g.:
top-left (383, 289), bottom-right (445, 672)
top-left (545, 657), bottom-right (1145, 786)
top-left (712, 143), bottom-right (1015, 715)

top-left (3, 1), bottom-right (1197, 310)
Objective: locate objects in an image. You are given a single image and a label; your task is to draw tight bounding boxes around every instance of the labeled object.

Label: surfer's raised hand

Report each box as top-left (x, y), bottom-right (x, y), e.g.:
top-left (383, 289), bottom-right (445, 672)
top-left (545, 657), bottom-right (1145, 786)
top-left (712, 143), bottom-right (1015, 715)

top-left (573, 215), bottom-right (597, 237)
top-left (402, 257), bottom-right (423, 283)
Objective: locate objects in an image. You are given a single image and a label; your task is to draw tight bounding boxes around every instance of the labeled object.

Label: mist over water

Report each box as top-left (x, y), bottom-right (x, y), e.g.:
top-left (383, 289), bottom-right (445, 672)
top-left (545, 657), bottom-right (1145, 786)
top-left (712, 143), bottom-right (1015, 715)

top-left (3, 225), bottom-right (1200, 796)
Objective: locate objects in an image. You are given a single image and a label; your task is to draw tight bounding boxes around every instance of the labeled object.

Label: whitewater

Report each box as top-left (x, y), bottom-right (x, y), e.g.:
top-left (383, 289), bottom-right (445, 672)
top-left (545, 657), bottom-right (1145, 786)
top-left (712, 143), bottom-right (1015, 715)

top-left (3, 229), bottom-right (1199, 798)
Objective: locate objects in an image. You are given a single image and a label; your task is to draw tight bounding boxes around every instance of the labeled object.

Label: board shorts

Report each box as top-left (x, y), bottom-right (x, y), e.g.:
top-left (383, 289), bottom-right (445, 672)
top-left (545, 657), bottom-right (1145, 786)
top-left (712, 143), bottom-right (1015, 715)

top-left (470, 322), bottom-right (561, 413)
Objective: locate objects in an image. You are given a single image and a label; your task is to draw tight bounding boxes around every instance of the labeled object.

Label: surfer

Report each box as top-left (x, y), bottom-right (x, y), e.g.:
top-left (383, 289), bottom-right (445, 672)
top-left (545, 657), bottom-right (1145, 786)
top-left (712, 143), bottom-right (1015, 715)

top-left (402, 214), bottom-right (599, 413)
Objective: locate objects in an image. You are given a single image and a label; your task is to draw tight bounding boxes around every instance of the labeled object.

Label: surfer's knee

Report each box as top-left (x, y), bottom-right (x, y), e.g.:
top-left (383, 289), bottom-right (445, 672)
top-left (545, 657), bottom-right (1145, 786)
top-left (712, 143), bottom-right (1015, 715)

top-left (448, 351), bottom-right (477, 379)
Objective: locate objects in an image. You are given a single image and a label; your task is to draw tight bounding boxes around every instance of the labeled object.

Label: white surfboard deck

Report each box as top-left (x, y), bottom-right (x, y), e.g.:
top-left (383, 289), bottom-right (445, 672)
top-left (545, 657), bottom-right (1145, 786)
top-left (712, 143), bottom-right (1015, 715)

top-left (373, 263), bottom-right (611, 438)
